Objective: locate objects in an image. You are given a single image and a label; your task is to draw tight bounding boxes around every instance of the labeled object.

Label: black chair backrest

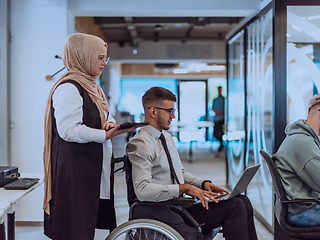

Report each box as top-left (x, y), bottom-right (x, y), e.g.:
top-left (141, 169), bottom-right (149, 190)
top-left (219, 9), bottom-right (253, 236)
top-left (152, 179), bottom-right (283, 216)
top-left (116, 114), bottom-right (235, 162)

top-left (112, 155), bottom-right (137, 206)
top-left (260, 149), bottom-right (320, 239)
top-left (123, 155), bottom-right (137, 206)
top-left (259, 150), bottom-right (288, 224)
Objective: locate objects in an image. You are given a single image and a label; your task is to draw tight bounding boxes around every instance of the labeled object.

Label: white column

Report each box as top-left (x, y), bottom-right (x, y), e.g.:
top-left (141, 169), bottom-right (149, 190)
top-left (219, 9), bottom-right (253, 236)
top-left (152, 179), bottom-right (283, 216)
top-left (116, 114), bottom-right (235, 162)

top-left (10, 0), bottom-right (69, 221)
top-left (0, 0), bottom-right (9, 166)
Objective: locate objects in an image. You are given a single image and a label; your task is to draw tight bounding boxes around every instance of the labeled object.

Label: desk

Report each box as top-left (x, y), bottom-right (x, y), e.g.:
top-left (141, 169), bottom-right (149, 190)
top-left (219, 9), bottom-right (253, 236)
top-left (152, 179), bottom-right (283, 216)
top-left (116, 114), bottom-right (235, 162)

top-left (0, 173), bottom-right (43, 240)
top-left (170, 121), bottom-right (214, 162)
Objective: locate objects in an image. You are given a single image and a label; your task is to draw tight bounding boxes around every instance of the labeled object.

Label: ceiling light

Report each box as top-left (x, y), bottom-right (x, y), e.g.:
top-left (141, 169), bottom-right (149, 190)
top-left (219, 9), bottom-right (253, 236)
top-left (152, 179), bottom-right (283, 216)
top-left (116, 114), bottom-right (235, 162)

top-left (173, 62), bottom-right (225, 74)
top-left (133, 49), bottom-right (137, 54)
top-left (173, 69), bottom-right (189, 74)
top-left (155, 24), bottom-right (162, 31)
top-left (202, 65), bottom-right (226, 71)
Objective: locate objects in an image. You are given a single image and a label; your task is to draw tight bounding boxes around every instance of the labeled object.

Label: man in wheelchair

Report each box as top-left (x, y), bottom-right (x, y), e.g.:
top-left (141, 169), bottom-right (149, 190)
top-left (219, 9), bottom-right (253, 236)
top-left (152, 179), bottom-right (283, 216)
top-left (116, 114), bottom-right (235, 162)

top-left (126, 87), bottom-right (258, 240)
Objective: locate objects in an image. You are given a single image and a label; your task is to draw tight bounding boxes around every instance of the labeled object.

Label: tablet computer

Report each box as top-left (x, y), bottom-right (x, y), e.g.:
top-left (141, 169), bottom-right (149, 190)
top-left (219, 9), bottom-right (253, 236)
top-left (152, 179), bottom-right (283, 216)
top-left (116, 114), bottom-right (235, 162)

top-left (118, 122), bottom-right (149, 129)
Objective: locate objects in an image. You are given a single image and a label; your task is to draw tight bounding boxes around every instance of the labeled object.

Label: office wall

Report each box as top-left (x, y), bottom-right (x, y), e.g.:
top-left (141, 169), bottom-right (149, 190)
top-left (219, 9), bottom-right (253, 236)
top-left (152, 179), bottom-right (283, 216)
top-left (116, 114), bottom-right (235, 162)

top-left (10, 0), bottom-right (68, 221)
top-left (108, 63), bottom-right (122, 115)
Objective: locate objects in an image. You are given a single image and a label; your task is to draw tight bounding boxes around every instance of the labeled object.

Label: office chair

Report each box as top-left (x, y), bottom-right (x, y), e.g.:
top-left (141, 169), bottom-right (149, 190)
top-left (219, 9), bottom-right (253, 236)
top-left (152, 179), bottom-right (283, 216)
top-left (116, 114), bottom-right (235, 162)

top-left (259, 150), bottom-right (320, 239)
top-left (111, 155), bottom-right (221, 240)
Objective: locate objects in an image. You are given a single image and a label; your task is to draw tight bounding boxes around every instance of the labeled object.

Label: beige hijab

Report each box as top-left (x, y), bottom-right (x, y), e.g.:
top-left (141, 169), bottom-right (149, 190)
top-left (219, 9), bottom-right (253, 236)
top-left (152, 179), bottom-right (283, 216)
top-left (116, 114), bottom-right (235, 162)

top-left (43, 33), bottom-right (110, 215)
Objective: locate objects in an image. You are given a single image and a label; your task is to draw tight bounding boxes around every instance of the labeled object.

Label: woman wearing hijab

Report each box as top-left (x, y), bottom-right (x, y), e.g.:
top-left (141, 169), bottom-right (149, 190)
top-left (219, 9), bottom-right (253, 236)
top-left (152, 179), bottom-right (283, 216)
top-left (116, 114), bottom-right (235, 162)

top-left (43, 33), bottom-right (135, 240)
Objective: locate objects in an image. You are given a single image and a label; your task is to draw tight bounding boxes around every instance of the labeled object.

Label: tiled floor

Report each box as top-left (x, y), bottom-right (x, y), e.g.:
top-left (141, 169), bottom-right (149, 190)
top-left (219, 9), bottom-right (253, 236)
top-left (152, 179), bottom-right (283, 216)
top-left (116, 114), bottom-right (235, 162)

top-left (15, 141), bottom-right (274, 240)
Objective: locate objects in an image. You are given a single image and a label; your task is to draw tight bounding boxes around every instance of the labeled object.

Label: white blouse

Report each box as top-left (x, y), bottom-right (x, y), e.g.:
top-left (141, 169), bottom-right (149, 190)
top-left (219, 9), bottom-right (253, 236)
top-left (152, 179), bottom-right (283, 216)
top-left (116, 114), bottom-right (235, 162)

top-left (52, 83), bottom-right (115, 199)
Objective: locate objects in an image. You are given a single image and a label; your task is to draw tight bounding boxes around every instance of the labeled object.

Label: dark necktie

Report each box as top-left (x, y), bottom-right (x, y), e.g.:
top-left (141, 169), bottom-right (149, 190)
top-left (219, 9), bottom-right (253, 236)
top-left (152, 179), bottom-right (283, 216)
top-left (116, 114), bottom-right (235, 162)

top-left (159, 133), bottom-right (180, 184)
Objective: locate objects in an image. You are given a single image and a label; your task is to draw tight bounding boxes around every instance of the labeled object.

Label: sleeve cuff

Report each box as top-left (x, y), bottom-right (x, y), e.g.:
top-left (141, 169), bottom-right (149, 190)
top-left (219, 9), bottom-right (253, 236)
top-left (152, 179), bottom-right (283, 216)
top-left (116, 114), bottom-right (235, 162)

top-left (167, 184), bottom-right (180, 199)
top-left (90, 128), bottom-right (106, 143)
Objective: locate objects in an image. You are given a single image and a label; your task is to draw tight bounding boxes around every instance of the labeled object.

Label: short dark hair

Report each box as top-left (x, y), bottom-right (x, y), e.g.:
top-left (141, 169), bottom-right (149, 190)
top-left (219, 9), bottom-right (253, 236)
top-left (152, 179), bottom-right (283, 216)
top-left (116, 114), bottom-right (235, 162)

top-left (142, 87), bottom-right (176, 108)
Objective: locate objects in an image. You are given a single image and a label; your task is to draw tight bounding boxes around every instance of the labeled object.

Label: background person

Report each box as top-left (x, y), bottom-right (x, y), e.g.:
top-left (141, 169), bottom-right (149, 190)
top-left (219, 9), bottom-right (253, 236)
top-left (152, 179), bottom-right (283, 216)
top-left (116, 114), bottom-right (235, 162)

top-left (273, 95), bottom-right (320, 227)
top-left (212, 86), bottom-right (225, 153)
top-left (43, 33), bottom-right (135, 240)
top-left (126, 86), bottom-right (258, 240)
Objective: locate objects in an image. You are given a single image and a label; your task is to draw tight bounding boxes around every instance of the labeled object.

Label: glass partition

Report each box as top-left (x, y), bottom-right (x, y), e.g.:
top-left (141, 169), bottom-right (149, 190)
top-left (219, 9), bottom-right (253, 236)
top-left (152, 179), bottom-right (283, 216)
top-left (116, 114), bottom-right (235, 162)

top-left (226, 0), bottom-right (320, 235)
top-left (246, 9), bottom-right (273, 226)
top-left (227, 8), bottom-right (274, 227)
top-left (287, 6), bottom-right (320, 123)
top-left (226, 31), bottom-right (246, 187)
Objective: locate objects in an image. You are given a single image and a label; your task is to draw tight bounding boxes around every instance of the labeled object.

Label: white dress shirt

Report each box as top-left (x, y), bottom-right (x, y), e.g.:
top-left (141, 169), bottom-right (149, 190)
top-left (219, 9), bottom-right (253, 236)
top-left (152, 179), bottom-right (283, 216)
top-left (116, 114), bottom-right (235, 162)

top-left (126, 125), bottom-right (204, 202)
top-left (52, 83), bottom-right (115, 199)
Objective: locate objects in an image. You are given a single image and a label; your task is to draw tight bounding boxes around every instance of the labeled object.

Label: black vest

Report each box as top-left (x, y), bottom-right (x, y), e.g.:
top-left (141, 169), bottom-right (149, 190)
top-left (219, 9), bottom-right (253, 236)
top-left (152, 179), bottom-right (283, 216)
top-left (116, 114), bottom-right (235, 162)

top-left (44, 80), bottom-right (116, 240)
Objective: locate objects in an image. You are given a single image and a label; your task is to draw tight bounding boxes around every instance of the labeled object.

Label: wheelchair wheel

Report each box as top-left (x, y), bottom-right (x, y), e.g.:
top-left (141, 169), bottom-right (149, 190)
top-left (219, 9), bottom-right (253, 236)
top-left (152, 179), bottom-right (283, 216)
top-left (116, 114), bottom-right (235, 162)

top-left (106, 219), bottom-right (184, 240)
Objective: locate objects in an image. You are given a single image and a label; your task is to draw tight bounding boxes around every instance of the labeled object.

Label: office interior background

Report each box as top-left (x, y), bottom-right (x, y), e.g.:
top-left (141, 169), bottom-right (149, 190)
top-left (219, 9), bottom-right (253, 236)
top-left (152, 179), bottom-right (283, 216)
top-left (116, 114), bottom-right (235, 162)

top-left (1, 0), bottom-right (320, 238)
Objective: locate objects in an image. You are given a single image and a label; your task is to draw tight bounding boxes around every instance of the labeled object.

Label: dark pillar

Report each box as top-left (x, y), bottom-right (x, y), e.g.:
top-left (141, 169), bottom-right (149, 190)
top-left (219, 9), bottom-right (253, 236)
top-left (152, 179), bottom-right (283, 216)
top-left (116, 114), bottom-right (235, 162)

top-left (273, 0), bottom-right (290, 238)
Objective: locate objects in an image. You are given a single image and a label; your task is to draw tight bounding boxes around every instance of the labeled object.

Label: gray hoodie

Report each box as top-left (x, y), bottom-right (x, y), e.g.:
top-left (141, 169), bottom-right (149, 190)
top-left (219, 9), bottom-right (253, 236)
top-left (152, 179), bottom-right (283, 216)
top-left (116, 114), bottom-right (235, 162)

top-left (273, 119), bottom-right (320, 214)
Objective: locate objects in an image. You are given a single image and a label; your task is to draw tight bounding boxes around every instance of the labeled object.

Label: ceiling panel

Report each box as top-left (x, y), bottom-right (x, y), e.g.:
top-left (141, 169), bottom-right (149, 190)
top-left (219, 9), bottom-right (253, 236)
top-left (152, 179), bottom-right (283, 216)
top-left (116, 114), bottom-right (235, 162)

top-left (95, 16), bottom-right (243, 45)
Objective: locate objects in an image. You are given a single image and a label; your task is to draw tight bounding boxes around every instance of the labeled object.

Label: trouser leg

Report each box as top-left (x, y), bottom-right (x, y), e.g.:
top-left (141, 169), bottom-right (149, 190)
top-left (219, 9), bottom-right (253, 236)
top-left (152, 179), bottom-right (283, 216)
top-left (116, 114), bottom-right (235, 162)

top-left (214, 121), bottom-right (224, 151)
top-left (286, 204), bottom-right (320, 226)
top-left (236, 195), bottom-right (258, 240)
top-left (186, 195), bottom-right (257, 240)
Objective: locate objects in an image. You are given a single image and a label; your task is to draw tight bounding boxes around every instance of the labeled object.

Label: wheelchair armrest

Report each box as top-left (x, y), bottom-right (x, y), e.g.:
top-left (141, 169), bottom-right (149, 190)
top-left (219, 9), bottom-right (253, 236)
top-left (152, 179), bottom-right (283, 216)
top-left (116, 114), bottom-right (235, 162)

top-left (162, 197), bottom-right (196, 206)
top-left (134, 197), bottom-right (196, 208)
top-left (282, 198), bottom-right (320, 205)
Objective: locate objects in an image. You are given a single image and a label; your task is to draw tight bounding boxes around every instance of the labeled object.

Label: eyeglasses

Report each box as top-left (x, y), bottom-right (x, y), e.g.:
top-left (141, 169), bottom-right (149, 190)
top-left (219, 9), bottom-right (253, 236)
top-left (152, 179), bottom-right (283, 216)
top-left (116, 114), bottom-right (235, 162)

top-left (97, 56), bottom-right (110, 64)
top-left (149, 107), bottom-right (176, 116)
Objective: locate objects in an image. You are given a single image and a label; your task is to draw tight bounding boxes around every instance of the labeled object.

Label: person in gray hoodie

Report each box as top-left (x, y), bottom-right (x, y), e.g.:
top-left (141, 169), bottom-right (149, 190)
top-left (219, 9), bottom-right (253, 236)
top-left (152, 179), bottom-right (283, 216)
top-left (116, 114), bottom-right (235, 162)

top-left (273, 95), bottom-right (320, 227)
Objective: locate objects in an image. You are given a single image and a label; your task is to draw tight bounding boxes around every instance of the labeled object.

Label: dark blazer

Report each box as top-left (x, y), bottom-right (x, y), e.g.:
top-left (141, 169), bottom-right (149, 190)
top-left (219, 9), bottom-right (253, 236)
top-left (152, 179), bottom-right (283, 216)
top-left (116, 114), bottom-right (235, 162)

top-left (44, 80), bottom-right (116, 240)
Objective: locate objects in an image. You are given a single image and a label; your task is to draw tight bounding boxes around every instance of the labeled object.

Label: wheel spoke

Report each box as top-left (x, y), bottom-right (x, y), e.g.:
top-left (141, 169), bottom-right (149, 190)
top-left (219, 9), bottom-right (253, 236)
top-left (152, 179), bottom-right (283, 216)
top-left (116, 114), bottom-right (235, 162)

top-left (107, 219), bottom-right (183, 240)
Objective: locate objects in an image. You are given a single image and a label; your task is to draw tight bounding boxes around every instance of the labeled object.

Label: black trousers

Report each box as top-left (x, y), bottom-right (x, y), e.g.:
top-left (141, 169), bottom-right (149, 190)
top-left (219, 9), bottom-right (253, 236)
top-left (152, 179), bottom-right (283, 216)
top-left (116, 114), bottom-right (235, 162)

top-left (214, 120), bottom-right (224, 151)
top-left (186, 195), bottom-right (258, 240)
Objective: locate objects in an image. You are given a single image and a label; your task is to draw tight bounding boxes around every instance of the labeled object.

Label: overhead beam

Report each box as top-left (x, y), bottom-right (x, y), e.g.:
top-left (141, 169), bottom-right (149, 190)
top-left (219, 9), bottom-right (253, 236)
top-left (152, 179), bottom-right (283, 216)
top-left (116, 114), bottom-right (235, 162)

top-left (123, 17), bottom-right (139, 47)
top-left (97, 16), bottom-right (243, 27)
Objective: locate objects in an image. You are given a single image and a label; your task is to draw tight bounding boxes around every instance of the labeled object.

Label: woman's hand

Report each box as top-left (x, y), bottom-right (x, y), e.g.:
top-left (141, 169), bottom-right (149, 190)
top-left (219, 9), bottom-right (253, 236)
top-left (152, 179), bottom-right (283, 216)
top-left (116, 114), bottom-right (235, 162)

top-left (103, 122), bottom-right (116, 131)
top-left (104, 124), bottom-right (135, 140)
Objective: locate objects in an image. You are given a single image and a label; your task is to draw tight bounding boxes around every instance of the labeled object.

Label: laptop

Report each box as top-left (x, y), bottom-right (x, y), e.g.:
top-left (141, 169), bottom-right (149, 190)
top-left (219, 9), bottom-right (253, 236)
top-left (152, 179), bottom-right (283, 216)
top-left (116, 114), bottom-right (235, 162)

top-left (213, 164), bottom-right (261, 201)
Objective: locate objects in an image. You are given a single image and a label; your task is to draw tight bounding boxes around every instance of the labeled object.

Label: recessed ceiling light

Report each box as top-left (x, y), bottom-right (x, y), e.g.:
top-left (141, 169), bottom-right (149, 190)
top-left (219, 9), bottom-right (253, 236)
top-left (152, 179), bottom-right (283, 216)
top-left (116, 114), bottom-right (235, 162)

top-left (155, 24), bottom-right (162, 31)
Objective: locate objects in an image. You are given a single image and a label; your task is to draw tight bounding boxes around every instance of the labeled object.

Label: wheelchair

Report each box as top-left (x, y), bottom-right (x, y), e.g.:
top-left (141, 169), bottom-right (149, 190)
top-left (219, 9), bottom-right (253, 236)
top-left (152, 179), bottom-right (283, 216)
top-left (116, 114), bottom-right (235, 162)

top-left (106, 156), bottom-right (221, 240)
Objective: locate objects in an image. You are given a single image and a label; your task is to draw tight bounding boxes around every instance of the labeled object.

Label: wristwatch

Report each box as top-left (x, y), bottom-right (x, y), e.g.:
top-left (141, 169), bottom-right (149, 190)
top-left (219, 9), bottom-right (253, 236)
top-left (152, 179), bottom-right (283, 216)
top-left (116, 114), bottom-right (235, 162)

top-left (201, 180), bottom-right (212, 190)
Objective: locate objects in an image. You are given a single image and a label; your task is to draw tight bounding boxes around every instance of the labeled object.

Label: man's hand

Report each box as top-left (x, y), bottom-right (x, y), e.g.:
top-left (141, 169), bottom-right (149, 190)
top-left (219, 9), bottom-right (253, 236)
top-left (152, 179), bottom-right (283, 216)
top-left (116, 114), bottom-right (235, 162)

top-left (179, 184), bottom-right (219, 210)
top-left (203, 182), bottom-right (229, 196)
